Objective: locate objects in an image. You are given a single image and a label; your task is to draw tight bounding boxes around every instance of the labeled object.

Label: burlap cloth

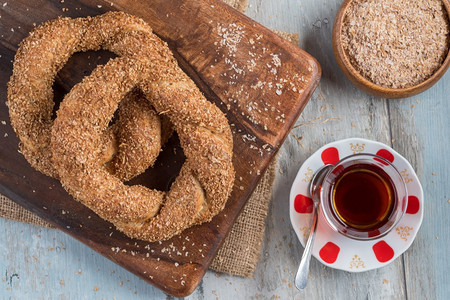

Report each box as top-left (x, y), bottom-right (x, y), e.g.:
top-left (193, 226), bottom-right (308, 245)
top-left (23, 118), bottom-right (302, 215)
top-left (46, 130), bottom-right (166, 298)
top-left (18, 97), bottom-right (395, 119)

top-left (0, 0), bottom-right (299, 278)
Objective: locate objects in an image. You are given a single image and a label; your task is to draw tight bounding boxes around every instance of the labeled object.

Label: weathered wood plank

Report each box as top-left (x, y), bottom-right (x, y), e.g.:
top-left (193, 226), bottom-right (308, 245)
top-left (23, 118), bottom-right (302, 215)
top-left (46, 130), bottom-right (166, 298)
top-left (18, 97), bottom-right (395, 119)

top-left (388, 71), bottom-right (450, 300)
top-left (244, 0), bottom-right (406, 299)
top-left (0, 218), bottom-right (169, 299)
top-left (0, 0), bottom-right (448, 299)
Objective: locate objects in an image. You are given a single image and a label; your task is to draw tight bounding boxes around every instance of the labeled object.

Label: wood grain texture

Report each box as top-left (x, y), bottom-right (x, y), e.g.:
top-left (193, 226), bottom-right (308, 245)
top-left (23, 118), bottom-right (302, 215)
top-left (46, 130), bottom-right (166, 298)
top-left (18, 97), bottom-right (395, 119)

top-left (389, 92), bottom-right (450, 300)
top-left (0, 0), bottom-right (319, 297)
top-left (245, 0), bottom-right (449, 299)
top-left (0, 0), bottom-right (448, 299)
top-left (248, 2), bottom-right (404, 299)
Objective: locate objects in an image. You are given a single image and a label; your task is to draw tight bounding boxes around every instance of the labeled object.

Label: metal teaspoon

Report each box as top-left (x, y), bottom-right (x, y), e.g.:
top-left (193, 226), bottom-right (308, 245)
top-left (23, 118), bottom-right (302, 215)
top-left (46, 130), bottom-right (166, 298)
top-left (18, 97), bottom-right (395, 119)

top-left (294, 164), bottom-right (332, 290)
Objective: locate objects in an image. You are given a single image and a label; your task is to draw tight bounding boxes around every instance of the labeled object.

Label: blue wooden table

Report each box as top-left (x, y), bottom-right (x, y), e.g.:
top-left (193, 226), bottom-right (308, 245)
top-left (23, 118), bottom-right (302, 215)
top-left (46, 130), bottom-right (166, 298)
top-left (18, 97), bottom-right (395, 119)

top-left (1, 0), bottom-right (449, 299)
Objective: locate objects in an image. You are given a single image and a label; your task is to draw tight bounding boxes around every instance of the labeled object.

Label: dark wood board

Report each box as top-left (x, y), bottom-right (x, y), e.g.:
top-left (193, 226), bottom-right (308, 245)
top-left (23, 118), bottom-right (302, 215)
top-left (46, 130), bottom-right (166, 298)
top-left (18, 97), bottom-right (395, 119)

top-left (0, 0), bottom-right (320, 296)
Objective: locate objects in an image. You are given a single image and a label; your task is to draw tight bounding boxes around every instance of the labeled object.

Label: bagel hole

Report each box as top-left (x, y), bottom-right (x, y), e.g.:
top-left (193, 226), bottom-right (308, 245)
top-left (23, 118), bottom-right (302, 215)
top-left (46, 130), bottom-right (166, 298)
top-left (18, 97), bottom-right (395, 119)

top-left (125, 133), bottom-right (185, 192)
top-left (108, 109), bottom-right (120, 127)
top-left (52, 50), bottom-right (117, 120)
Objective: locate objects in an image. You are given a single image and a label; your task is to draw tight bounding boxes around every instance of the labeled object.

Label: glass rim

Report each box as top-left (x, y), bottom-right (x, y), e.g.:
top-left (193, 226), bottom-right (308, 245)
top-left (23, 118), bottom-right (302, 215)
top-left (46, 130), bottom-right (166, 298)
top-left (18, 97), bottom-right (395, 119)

top-left (319, 153), bottom-right (408, 241)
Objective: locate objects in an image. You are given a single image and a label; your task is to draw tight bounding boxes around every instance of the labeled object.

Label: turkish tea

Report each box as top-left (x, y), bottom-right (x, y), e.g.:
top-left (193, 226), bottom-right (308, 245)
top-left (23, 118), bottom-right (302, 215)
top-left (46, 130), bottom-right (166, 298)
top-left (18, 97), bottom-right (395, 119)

top-left (331, 164), bottom-right (395, 231)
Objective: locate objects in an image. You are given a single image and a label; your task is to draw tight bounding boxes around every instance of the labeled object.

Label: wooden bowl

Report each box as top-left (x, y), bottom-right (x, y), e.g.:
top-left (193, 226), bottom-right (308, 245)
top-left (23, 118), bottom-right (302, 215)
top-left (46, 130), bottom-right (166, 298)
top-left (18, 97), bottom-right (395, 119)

top-left (332, 0), bottom-right (450, 99)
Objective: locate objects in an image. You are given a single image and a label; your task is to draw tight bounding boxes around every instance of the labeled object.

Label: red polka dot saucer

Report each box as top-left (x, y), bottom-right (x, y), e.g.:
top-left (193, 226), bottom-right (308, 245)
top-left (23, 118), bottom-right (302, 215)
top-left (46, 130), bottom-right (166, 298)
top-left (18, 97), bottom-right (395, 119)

top-left (289, 138), bottom-right (423, 272)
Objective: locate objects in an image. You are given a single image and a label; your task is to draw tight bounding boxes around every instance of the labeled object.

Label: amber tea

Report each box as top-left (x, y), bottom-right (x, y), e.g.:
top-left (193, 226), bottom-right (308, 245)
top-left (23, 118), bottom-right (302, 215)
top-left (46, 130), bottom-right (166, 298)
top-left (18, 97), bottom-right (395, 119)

top-left (320, 153), bottom-right (407, 240)
top-left (331, 164), bottom-right (395, 231)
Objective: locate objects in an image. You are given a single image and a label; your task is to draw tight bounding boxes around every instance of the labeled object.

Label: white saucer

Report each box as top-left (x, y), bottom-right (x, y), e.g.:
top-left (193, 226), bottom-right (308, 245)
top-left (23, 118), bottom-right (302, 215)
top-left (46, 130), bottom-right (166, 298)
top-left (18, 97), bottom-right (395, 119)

top-left (289, 138), bottom-right (423, 272)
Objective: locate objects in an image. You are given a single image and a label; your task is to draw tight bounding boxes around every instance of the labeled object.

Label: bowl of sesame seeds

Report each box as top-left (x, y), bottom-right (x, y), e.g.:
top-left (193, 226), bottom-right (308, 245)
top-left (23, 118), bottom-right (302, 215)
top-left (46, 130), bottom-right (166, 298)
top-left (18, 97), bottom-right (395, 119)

top-left (332, 0), bottom-right (450, 99)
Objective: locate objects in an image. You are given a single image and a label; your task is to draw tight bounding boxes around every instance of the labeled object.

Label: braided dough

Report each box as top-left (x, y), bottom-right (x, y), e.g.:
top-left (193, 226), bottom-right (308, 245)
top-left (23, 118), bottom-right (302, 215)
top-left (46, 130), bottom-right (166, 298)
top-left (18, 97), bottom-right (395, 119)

top-left (102, 90), bottom-right (173, 182)
top-left (52, 53), bottom-right (234, 241)
top-left (8, 12), bottom-right (234, 242)
top-left (7, 12), bottom-right (166, 179)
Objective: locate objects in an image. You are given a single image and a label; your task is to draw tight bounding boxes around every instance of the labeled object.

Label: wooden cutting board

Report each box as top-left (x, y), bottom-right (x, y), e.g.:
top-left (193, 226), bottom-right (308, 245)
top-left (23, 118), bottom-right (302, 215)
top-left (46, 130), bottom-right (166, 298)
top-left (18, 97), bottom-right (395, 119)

top-left (0, 0), bottom-right (320, 296)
